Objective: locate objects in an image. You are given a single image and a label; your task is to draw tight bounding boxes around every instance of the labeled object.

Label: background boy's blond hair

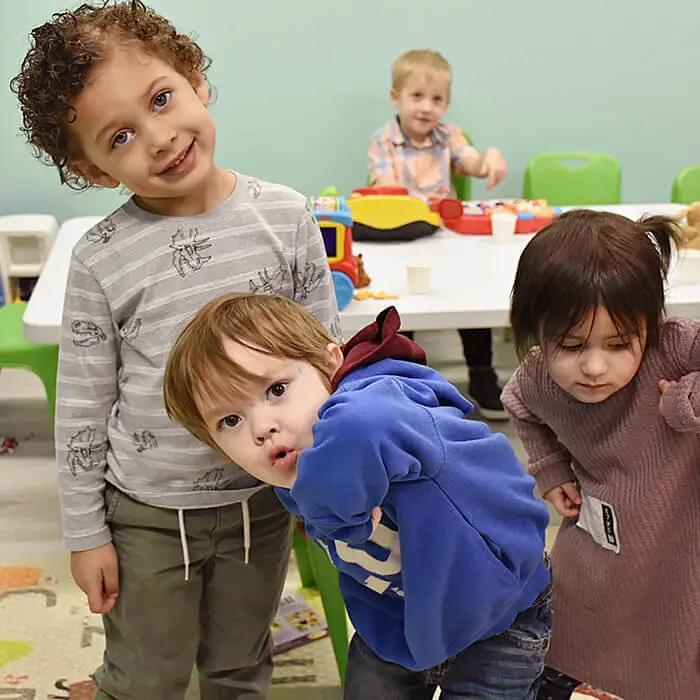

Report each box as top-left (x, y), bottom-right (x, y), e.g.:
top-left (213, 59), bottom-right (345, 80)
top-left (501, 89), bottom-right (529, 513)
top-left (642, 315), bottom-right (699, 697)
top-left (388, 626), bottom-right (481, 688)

top-left (164, 293), bottom-right (335, 448)
top-left (392, 49), bottom-right (452, 101)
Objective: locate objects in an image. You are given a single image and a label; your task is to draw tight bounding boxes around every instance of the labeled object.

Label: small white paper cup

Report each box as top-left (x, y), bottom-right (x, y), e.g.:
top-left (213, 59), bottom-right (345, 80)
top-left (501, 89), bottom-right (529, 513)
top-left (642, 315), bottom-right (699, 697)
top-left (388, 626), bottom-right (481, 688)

top-left (490, 211), bottom-right (517, 243)
top-left (406, 261), bottom-right (431, 294)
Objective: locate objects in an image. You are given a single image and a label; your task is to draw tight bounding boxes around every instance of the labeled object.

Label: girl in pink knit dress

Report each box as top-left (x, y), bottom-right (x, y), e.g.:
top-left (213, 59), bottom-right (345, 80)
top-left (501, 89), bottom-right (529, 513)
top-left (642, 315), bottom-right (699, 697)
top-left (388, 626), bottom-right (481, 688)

top-left (502, 209), bottom-right (700, 700)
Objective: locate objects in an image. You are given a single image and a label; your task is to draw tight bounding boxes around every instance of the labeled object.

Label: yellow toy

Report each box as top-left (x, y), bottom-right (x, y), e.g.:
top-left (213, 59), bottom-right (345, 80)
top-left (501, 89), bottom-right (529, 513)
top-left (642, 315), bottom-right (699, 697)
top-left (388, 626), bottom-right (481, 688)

top-left (347, 186), bottom-right (441, 242)
top-left (676, 202), bottom-right (700, 249)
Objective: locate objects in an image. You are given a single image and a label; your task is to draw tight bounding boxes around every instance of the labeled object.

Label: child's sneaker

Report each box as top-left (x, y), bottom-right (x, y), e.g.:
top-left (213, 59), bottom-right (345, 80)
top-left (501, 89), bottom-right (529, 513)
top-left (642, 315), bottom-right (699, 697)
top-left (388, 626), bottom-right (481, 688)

top-left (537, 667), bottom-right (580, 699)
top-left (467, 367), bottom-right (507, 421)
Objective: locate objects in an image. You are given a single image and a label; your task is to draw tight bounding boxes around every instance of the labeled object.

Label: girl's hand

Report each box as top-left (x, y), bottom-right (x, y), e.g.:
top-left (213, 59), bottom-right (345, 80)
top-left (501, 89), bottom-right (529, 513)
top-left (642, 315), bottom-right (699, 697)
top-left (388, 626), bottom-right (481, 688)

top-left (659, 379), bottom-right (676, 394)
top-left (543, 482), bottom-right (581, 518)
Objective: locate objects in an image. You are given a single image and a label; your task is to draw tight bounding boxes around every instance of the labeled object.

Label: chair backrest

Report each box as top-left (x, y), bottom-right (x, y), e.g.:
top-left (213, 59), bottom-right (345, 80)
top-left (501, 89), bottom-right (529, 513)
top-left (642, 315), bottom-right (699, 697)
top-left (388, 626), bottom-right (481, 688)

top-left (451, 130), bottom-right (473, 201)
top-left (523, 151), bottom-right (621, 206)
top-left (671, 166), bottom-right (700, 205)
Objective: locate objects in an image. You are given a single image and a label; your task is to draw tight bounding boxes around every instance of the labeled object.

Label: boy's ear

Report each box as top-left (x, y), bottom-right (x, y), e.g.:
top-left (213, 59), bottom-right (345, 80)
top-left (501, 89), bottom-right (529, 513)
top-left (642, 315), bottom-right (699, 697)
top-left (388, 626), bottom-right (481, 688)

top-left (68, 159), bottom-right (120, 189)
top-left (327, 343), bottom-right (344, 379)
top-left (390, 88), bottom-right (399, 108)
top-left (190, 71), bottom-right (210, 106)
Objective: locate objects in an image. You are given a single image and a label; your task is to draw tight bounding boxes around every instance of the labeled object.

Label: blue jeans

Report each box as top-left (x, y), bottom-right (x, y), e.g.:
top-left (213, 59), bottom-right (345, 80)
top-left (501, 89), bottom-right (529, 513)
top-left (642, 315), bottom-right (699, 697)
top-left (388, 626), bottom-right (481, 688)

top-left (343, 584), bottom-right (552, 700)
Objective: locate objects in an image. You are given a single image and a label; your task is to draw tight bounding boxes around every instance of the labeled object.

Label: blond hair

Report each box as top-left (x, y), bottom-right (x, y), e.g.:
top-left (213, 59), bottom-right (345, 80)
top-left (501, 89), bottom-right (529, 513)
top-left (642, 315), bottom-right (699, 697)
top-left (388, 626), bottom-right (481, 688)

top-left (392, 49), bottom-right (452, 101)
top-left (163, 293), bottom-right (335, 448)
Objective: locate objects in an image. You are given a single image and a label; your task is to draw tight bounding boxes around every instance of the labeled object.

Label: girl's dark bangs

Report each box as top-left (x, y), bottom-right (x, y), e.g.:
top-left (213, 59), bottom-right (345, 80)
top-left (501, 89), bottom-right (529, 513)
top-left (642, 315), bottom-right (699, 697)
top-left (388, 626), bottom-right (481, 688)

top-left (539, 280), bottom-right (598, 344)
top-left (600, 288), bottom-right (650, 340)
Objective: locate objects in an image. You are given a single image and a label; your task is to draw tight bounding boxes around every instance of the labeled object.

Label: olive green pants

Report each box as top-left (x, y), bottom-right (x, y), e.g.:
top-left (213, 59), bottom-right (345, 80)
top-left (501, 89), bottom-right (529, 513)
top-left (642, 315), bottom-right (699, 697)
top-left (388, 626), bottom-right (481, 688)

top-left (93, 485), bottom-right (291, 699)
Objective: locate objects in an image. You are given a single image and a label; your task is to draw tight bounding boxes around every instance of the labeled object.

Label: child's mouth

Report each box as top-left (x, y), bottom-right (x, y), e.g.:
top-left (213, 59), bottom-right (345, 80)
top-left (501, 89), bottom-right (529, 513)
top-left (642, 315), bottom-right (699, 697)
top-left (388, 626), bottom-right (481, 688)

top-left (160, 141), bottom-right (195, 175)
top-left (272, 449), bottom-right (298, 471)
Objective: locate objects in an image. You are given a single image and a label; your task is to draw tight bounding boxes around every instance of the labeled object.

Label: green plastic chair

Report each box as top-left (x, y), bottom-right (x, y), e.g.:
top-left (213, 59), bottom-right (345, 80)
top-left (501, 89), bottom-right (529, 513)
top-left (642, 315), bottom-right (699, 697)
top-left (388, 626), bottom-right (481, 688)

top-left (451, 130), bottom-right (473, 201)
top-left (523, 151), bottom-right (621, 206)
top-left (292, 527), bottom-right (349, 684)
top-left (671, 166), bottom-right (700, 204)
top-left (0, 303), bottom-right (59, 420)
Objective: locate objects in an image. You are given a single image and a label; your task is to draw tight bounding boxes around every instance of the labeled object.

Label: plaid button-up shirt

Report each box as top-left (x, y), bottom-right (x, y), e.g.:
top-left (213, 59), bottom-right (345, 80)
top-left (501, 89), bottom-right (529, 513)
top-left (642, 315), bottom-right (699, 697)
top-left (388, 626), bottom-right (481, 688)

top-left (368, 117), bottom-right (474, 200)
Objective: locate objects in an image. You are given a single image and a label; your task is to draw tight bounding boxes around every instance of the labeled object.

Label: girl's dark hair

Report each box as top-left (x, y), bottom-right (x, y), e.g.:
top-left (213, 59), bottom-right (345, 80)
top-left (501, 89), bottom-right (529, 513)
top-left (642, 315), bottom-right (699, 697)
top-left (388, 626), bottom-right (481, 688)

top-left (10, 1), bottom-right (211, 190)
top-left (510, 209), bottom-right (681, 359)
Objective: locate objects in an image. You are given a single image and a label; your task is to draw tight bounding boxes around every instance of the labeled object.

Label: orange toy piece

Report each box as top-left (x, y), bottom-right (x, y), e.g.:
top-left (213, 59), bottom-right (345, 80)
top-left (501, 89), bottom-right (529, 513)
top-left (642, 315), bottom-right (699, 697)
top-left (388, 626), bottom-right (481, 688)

top-left (353, 289), bottom-right (399, 301)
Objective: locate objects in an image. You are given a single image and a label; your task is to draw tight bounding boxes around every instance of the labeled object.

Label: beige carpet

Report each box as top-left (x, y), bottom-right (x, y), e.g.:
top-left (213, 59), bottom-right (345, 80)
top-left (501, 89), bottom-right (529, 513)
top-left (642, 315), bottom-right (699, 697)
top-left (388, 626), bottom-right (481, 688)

top-left (0, 370), bottom-right (341, 699)
top-left (0, 552), bottom-right (341, 699)
top-left (0, 365), bottom-right (589, 700)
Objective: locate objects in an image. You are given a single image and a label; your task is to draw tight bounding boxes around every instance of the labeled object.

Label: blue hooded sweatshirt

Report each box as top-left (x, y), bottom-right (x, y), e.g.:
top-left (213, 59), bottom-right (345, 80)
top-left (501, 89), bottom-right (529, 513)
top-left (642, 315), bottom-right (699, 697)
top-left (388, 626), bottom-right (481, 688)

top-left (276, 307), bottom-right (550, 671)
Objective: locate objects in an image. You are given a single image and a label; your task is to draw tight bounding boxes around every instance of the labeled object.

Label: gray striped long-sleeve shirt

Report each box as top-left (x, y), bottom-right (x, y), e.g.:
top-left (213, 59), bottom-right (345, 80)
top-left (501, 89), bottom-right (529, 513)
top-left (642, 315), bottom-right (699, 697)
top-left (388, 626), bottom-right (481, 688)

top-left (56, 173), bottom-right (341, 551)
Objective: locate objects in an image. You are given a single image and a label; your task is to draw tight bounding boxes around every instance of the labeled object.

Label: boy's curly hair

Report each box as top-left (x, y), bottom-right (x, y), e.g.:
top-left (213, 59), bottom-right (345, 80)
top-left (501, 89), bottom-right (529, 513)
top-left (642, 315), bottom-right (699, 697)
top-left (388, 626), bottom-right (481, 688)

top-left (10, 0), bottom-right (212, 190)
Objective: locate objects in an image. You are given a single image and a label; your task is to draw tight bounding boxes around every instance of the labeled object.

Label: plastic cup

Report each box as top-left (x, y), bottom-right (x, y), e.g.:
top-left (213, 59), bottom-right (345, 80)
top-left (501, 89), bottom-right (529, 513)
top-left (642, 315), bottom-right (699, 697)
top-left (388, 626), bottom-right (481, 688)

top-left (406, 262), bottom-right (431, 294)
top-left (490, 211), bottom-right (517, 243)
top-left (675, 249), bottom-right (700, 285)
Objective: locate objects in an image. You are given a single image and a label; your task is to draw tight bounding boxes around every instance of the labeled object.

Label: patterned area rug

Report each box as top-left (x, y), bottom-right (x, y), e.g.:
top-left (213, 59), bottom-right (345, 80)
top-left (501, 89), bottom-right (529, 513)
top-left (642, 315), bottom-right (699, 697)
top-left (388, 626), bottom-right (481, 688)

top-left (0, 554), bottom-right (340, 700)
top-left (0, 553), bottom-right (624, 700)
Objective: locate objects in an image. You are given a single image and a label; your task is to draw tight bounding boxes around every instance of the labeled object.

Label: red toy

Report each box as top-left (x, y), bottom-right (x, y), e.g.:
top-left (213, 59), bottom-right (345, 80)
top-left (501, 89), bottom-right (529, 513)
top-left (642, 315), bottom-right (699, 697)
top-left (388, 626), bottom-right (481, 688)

top-left (433, 198), bottom-right (562, 236)
top-left (0, 437), bottom-right (18, 454)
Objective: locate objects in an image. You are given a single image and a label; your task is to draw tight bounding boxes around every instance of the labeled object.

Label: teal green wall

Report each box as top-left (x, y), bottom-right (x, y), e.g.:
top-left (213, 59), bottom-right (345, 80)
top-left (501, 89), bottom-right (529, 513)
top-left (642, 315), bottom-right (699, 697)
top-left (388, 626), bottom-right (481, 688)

top-left (1, 1), bottom-right (698, 221)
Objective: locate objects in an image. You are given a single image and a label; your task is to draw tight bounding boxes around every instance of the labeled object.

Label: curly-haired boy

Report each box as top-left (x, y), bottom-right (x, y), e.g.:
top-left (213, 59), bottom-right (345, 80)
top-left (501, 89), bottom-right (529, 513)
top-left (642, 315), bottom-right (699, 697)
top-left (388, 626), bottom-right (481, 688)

top-left (11, 2), bottom-right (340, 698)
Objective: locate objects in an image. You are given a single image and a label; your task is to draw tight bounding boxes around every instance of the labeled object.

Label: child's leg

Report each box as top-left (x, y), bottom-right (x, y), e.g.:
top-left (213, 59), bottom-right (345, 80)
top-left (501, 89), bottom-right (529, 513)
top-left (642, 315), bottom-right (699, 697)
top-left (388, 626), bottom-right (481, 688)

top-left (343, 633), bottom-right (436, 700)
top-left (197, 487), bottom-right (291, 699)
top-left (458, 328), bottom-right (493, 370)
top-left (458, 328), bottom-right (506, 419)
top-left (439, 585), bottom-right (552, 700)
top-left (92, 486), bottom-right (289, 700)
top-left (93, 486), bottom-right (201, 699)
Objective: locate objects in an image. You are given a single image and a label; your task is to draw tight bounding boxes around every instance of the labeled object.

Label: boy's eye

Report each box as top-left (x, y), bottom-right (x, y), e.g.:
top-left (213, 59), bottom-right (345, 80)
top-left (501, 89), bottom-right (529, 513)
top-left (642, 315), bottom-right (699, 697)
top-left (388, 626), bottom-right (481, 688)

top-left (560, 343), bottom-right (582, 352)
top-left (112, 130), bottom-right (133, 149)
top-left (218, 414), bottom-right (240, 430)
top-left (153, 90), bottom-right (171, 110)
top-left (267, 383), bottom-right (287, 399)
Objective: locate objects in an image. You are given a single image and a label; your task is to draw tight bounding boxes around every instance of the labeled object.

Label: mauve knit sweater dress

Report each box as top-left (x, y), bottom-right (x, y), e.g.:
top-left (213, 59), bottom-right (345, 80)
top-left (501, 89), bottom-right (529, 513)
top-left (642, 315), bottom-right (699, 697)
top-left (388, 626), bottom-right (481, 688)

top-left (502, 318), bottom-right (700, 700)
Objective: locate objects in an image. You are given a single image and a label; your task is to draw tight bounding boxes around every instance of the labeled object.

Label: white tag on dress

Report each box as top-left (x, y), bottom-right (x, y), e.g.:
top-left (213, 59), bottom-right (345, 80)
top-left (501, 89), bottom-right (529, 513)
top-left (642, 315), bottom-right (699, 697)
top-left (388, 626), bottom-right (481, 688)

top-left (576, 493), bottom-right (620, 554)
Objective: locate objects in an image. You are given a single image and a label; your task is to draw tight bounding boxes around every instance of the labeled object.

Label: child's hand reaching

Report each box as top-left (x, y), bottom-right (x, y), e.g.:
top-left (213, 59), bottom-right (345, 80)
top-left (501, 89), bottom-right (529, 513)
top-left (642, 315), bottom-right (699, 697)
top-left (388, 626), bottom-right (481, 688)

top-left (478, 148), bottom-right (507, 190)
top-left (543, 482), bottom-right (581, 518)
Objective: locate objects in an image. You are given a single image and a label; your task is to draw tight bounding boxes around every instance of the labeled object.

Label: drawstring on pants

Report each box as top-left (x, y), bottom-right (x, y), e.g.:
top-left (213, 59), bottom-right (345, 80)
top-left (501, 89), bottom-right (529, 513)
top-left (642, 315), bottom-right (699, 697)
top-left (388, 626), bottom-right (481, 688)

top-left (241, 498), bottom-right (251, 565)
top-left (177, 508), bottom-right (191, 582)
top-left (177, 498), bottom-right (252, 581)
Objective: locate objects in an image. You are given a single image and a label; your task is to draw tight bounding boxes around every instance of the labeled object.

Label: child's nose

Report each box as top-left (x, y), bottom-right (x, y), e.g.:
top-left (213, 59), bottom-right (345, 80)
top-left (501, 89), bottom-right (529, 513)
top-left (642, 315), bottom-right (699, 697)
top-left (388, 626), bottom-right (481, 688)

top-left (581, 351), bottom-right (607, 378)
top-left (148, 123), bottom-right (177, 153)
top-left (252, 412), bottom-right (278, 444)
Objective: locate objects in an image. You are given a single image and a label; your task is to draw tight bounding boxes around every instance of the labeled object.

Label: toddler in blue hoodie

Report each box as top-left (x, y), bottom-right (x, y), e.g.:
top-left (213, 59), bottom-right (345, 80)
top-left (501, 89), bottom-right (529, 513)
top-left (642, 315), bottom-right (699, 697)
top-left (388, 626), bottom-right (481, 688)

top-left (164, 292), bottom-right (551, 699)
